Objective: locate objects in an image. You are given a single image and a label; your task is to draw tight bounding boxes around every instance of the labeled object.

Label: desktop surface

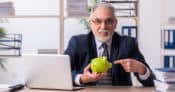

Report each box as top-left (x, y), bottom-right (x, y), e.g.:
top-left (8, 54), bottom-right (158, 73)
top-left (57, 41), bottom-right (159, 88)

top-left (17, 86), bottom-right (154, 92)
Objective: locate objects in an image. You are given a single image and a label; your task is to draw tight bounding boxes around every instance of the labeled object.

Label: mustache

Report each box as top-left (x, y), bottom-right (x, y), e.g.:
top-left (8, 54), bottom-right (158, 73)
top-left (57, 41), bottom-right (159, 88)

top-left (99, 29), bottom-right (109, 33)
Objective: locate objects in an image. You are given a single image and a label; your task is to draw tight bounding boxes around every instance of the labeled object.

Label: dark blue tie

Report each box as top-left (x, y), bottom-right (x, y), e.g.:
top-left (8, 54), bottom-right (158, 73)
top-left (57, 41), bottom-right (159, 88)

top-left (97, 43), bottom-right (112, 85)
top-left (102, 43), bottom-right (109, 59)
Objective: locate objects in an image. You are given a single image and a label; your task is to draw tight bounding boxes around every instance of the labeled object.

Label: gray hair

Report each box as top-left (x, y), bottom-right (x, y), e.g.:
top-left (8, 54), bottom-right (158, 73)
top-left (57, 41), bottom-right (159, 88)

top-left (88, 3), bottom-right (116, 21)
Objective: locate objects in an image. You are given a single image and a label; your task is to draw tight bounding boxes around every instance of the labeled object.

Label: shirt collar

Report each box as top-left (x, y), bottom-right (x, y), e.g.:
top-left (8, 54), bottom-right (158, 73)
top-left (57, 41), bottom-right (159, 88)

top-left (95, 37), bottom-right (112, 50)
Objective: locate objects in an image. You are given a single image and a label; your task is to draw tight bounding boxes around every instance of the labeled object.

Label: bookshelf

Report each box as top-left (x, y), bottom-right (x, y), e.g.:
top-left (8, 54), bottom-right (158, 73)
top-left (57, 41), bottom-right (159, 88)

top-left (0, 0), bottom-right (60, 54)
top-left (161, 0), bottom-right (175, 68)
top-left (101, 0), bottom-right (139, 40)
top-left (0, 0), bottom-right (140, 55)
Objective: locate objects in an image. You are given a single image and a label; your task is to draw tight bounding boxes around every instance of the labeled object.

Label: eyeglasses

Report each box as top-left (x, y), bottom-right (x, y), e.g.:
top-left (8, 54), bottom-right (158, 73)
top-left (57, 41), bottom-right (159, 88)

top-left (91, 18), bottom-right (115, 25)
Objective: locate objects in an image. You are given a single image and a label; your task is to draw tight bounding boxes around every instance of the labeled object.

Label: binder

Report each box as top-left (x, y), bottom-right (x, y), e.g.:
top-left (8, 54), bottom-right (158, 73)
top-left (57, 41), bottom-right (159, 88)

top-left (164, 29), bottom-right (175, 49)
top-left (164, 29), bottom-right (169, 48)
top-left (170, 30), bottom-right (173, 48)
top-left (164, 56), bottom-right (175, 68)
top-left (164, 56), bottom-right (170, 68)
top-left (173, 56), bottom-right (175, 68)
top-left (121, 26), bottom-right (137, 39)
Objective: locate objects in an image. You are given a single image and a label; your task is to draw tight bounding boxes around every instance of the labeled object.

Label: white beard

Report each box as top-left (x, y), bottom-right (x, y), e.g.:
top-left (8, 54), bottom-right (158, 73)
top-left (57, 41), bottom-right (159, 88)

top-left (95, 29), bottom-right (113, 43)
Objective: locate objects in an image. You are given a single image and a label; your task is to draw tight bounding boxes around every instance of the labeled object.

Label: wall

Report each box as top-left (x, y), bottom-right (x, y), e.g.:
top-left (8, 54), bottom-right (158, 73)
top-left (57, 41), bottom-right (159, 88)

top-left (0, 0), bottom-right (60, 84)
top-left (0, 0), bottom-right (163, 84)
top-left (139, 0), bottom-right (161, 69)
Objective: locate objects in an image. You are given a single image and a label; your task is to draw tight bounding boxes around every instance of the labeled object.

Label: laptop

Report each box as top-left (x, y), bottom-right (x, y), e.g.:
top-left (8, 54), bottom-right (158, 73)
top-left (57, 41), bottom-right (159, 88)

top-left (23, 54), bottom-right (82, 90)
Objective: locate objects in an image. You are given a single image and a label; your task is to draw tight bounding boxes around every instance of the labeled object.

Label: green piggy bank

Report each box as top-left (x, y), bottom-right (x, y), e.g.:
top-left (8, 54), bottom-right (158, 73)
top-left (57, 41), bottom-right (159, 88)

top-left (90, 56), bottom-right (112, 73)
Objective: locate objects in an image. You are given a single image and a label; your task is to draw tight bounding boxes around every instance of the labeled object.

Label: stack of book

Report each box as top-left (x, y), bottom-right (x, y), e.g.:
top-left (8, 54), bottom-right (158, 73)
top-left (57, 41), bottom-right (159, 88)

top-left (0, 2), bottom-right (15, 16)
top-left (0, 34), bottom-right (22, 56)
top-left (67, 0), bottom-right (88, 17)
top-left (154, 68), bottom-right (175, 92)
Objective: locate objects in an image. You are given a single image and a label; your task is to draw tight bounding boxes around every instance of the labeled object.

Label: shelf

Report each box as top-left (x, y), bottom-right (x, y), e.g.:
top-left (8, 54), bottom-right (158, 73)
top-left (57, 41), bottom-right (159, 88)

top-left (0, 34), bottom-right (22, 56)
top-left (102, 0), bottom-right (138, 17)
top-left (102, 0), bottom-right (137, 3)
top-left (0, 15), bottom-right (59, 18)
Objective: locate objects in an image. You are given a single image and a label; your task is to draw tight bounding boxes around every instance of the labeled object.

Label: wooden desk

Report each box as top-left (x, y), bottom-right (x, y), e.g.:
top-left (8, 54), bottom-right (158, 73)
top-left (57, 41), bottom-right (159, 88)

top-left (18, 86), bottom-right (154, 92)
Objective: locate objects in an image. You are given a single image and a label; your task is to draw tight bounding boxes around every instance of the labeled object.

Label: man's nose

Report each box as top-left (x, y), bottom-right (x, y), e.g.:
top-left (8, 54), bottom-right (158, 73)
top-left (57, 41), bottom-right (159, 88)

top-left (100, 22), bottom-right (107, 29)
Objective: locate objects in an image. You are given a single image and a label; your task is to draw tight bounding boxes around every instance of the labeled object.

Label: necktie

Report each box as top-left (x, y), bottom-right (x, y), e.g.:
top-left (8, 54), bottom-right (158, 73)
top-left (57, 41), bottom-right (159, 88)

top-left (102, 43), bottom-right (109, 59)
top-left (97, 43), bottom-right (112, 85)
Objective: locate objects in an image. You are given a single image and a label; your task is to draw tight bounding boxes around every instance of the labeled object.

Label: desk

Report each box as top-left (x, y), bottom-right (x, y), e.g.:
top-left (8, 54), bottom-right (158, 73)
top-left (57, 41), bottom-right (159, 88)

top-left (18, 86), bottom-right (154, 92)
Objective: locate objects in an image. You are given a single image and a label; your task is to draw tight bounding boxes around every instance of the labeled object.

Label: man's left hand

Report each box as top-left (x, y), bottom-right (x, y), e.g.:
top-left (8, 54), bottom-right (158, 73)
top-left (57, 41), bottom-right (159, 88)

top-left (114, 58), bottom-right (146, 75)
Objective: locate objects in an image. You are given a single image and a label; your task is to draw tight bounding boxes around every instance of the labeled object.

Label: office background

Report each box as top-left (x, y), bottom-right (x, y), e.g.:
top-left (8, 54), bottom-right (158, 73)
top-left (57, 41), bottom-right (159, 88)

top-left (0, 0), bottom-right (174, 85)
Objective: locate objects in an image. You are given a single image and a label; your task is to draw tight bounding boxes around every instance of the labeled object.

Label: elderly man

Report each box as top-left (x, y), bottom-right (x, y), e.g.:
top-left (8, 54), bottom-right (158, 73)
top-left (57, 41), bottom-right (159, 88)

top-left (64, 3), bottom-right (155, 86)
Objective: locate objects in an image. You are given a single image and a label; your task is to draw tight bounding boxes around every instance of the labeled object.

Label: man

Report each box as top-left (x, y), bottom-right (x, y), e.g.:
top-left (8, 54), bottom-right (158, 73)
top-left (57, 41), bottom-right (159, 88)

top-left (64, 3), bottom-right (155, 86)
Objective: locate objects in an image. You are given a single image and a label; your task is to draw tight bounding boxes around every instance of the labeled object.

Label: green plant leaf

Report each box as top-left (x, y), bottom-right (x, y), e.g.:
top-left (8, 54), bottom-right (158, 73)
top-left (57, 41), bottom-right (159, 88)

top-left (80, 18), bottom-right (91, 30)
top-left (0, 27), bottom-right (6, 38)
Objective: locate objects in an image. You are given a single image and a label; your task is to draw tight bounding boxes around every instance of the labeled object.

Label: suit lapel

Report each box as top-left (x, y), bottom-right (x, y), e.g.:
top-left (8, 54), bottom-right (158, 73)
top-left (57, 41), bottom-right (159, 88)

top-left (87, 32), bottom-right (97, 61)
top-left (110, 33), bottom-right (120, 62)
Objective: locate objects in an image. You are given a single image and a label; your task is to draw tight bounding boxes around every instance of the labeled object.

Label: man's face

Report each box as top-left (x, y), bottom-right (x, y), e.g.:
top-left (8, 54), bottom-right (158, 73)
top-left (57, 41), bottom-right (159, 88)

top-left (89, 7), bottom-right (117, 42)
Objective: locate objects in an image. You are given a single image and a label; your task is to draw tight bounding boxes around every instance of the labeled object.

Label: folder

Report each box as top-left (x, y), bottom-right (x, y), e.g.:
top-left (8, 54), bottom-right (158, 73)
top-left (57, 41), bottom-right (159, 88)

top-left (121, 26), bottom-right (137, 39)
top-left (169, 30), bottom-right (173, 48)
top-left (164, 30), bottom-right (169, 48)
top-left (164, 29), bottom-right (175, 49)
top-left (164, 55), bottom-right (175, 68)
top-left (164, 56), bottom-right (170, 68)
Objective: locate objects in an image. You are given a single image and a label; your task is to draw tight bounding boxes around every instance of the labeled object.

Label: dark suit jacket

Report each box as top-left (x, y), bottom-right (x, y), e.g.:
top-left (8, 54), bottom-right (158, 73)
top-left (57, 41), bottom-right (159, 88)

top-left (64, 32), bottom-right (155, 86)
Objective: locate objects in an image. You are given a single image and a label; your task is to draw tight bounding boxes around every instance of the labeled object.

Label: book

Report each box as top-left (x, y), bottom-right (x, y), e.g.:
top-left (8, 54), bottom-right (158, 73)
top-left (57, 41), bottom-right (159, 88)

top-left (0, 2), bottom-right (15, 16)
top-left (154, 68), bottom-right (175, 82)
top-left (154, 80), bottom-right (175, 92)
top-left (155, 68), bottom-right (175, 72)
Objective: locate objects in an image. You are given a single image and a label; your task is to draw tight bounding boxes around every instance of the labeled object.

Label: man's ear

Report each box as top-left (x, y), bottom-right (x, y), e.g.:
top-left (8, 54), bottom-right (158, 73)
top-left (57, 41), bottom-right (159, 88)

top-left (88, 21), bottom-right (92, 29)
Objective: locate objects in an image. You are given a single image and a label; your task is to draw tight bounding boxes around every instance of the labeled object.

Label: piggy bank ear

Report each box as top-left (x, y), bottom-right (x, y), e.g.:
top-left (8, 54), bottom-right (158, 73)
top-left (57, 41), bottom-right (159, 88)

top-left (102, 56), bottom-right (107, 60)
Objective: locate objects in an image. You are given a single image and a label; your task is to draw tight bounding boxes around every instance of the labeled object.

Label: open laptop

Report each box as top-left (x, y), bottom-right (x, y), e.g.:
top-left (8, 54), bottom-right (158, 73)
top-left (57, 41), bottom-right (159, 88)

top-left (23, 54), bottom-right (82, 90)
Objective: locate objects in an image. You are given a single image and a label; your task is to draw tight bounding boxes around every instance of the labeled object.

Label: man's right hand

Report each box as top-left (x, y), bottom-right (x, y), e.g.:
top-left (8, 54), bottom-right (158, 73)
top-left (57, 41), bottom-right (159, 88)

top-left (80, 64), bottom-right (107, 84)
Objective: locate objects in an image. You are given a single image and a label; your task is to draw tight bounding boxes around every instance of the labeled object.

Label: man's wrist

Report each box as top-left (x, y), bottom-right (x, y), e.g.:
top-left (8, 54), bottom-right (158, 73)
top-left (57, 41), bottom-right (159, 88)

top-left (75, 74), bottom-right (83, 86)
top-left (139, 67), bottom-right (150, 80)
top-left (139, 67), bottom-right (147, 75)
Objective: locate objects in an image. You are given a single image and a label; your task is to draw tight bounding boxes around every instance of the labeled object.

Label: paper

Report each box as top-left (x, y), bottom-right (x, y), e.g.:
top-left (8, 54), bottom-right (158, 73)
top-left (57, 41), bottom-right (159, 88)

top-left (0, 84), bottom-right (10, 92)
top-left (0, 84), bottom-right (11, 88)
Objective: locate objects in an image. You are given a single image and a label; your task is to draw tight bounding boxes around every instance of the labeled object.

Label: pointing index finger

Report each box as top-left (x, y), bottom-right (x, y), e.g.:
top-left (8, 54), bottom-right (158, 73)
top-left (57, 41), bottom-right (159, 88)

top-left (114, 60), bottom-right (123, 64)
top-left (114, 59), bottom-right (128, 64)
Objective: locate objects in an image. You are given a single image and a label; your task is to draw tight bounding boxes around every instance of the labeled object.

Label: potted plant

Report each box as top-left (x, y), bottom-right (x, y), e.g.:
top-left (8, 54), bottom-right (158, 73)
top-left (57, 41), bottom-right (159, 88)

top-left (80, 0), bottom-right (100, 30)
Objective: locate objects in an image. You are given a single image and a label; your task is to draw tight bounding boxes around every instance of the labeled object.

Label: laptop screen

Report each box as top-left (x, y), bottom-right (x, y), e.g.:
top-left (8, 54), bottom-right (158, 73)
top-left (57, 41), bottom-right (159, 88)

top-left (23, 54), bottom-right (74, 90)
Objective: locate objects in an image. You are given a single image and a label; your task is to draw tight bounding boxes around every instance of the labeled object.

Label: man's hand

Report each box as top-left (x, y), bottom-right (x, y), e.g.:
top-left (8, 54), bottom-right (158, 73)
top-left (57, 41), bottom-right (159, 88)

top-left (114, 58), bottom-right (146, 75)
top-left (80, 64), bottom-right (107, 84)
